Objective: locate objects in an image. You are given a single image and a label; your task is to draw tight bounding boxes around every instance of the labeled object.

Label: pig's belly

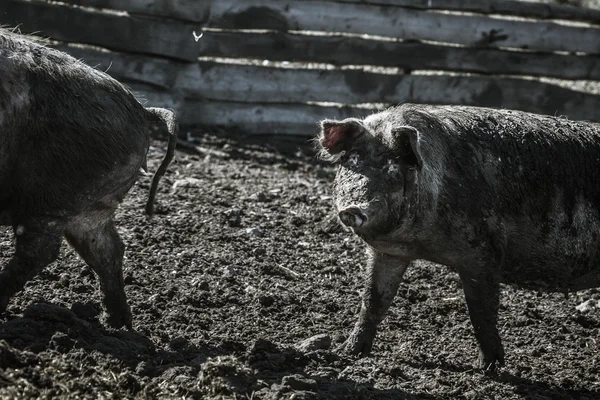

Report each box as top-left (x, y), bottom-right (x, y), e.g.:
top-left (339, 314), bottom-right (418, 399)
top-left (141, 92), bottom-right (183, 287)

top-left (501, 239), bottom-right (600, 291)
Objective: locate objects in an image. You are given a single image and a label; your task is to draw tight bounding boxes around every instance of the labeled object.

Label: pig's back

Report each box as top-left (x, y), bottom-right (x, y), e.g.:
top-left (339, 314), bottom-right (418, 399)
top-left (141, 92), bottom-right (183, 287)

top-left (442, 106), bottom-right (600, 217)
top-left (0, 29), bottom-right (150, 215)
top-left (398, 104), bottom-right (600, 213)
top-left (404, 104), bottom-right (600, 289)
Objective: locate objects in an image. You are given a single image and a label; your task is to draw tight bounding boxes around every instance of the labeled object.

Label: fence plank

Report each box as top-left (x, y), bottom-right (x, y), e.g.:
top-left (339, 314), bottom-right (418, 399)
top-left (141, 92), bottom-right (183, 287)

top-left (202, 1), bottom-right (600, 54)
top-left (67, 0), bottom-right (211, 22)
top-left (198, 30), bottom-right (600, 80)
top-left (0, 0), bottom-right (200, 61)
top-left (334, 0), bottom-right (600, 23)
top-left (169, 64), bottom-right (600, 122)
top-left (129, 85), bottom-right (182, 111)
top-left (127, 83), bottom-right (367, 135)
top-left (61, 0), bottom-right (600, 24)
top-left (7, 1), bottom-right (600, 80)
top-left (130, 81), bottom-right (600, 136)
top-left (54, 46), bottom-right (600, 122)
top-left (180, 101), bottom-right (368, 135)
top-left (5, 0), bottom-right (600, 61)
top-left (51, 44), bottom-right (180, 90)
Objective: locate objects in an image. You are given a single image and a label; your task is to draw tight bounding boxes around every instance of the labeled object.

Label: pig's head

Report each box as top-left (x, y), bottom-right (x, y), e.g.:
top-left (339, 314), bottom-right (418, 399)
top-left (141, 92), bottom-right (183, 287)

top-left (317, 117), bottom-right (423, 241)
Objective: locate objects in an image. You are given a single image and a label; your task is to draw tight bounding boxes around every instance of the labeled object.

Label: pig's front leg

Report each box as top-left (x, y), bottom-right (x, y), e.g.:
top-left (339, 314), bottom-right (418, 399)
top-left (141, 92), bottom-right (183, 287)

top-left (459, 267), bottom-right (504, 370)
top-left (344, 247), bottom-right (409, 356)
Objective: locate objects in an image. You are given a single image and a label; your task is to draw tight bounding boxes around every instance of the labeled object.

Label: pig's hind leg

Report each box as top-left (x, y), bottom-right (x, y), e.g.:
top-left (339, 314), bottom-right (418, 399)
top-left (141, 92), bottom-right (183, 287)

top-left (458, 266), bottom-right (504, 371)
top-left (65, 212), bottom-right (131, 328)
top-left (0, 218), bottom-right (64, 313)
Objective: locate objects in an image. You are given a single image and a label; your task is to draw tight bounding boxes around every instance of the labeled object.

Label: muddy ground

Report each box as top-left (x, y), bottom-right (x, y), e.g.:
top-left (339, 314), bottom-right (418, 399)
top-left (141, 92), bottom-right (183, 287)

top-left (0, 133), bottom-right (598, 400)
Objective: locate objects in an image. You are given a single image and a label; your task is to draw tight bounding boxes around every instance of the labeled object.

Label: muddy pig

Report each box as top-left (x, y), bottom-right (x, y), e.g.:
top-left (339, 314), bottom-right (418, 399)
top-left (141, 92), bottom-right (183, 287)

top-left (0, 29), bottom-right (177, 328)
top-left (317, 103), bottom-right (600, 369)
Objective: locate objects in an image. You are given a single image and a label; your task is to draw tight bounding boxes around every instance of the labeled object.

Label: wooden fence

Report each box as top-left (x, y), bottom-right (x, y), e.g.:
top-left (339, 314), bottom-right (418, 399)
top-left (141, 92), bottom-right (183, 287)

top-left (1, 0), bottom-right (600, 136)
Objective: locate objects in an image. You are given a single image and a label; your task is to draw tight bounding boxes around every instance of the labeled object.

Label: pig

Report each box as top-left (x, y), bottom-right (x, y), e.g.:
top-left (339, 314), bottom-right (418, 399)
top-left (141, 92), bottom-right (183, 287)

top-left (0, 28), bottom-right (177, 328)
top-left (317, 103), bottom-right (600, 370)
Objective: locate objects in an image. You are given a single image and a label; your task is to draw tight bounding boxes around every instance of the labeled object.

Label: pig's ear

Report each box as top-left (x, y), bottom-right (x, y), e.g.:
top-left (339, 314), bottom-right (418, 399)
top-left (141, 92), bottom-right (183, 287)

top-left (393, 126), bottom-right (423, 169)
top-left (318, 118), bottom-right (365, 156)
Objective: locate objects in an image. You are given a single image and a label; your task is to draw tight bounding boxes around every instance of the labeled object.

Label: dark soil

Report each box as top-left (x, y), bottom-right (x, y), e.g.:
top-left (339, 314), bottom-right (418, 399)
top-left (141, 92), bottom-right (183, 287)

top-left (0, 133), bottom-right (598, 399)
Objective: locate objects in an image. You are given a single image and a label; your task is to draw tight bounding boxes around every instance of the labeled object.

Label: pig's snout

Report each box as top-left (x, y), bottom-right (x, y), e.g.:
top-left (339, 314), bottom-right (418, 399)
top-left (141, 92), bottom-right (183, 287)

top-left (338, 207), bottom-right (368, 228)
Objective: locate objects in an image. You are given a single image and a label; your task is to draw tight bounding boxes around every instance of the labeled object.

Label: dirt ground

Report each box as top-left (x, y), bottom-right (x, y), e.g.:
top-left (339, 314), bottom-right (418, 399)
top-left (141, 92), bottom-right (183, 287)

top-left (0, 133), bottom-right (598, 400)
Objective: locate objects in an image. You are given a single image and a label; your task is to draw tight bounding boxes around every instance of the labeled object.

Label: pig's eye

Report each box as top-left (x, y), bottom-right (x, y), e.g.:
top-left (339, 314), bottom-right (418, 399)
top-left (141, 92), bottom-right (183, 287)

top-left (386, 159), bottom-right (400, 174)
top-left (346, 151), bottom-right (361, 167)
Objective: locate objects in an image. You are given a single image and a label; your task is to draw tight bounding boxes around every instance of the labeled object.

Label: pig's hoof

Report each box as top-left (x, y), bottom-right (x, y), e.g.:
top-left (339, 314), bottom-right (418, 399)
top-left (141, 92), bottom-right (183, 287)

top-left (477, 346), bottom-right (505, 371)
top-left (343, 328), bottom-right (375, 357)
top-left (105, 308), bottom-right (132, 329)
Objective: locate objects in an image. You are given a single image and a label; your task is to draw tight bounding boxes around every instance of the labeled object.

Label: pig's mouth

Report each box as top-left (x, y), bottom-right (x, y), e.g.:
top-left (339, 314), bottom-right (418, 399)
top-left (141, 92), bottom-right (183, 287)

top-left (338, 206), bottom-right (368, 228)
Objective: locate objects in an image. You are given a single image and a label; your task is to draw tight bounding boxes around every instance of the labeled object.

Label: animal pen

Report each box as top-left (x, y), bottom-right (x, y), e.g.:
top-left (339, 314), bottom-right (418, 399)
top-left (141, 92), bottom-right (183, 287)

top-left (1, 1), bottom-right (600, 399)
top-left (1, 0), bottom-right (600, 137)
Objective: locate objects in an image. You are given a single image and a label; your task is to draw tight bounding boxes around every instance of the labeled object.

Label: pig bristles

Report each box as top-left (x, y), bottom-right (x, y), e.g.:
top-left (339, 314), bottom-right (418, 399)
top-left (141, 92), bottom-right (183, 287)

top-left (310, 136), bottom-right (344, 163)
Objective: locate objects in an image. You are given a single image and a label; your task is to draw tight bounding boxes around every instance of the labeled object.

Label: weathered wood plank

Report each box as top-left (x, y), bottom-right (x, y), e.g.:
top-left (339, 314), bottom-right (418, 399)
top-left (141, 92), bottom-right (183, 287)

top-left (180, 101), bottom-right (369, 136)
top-left (334, 0), bottom-right (600, 23)
top-left (198, 30), bottom-right (600, 80)
top-left (128, 85), bottom-right (182, 113)
top-left (0, 0), bottom-right (200, 61)
top-left (14, 1), bottom-right (600, 82)
top-left (127, 83), bottom-right (368, 135)
top-left (130, 82), bottom-right (600, 136)
top-left (56, 46), bottom-right (600, 122)
top-left (66, 0), bottom-right (211, 23)
top-left (51, 44), bottom-right (180, 90)
top-left (202, 1), bottom-right (600, 54)
top-left (6, 0), bottom-right (600, 62)
top-left (169, 64), bottom-right (600, 122)
top-left (61, 0), bottom-right (600, 24)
